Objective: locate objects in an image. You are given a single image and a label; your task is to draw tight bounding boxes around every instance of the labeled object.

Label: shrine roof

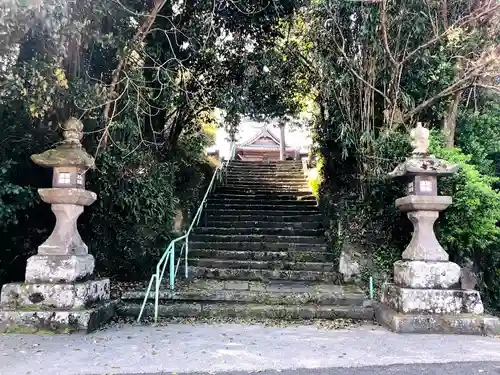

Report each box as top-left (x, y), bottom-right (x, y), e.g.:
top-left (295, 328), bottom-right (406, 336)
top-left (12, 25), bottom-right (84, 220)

top-left (237, 145), bottom-right (296, 152)
top-left (238, 126), bottom-right (289, 148)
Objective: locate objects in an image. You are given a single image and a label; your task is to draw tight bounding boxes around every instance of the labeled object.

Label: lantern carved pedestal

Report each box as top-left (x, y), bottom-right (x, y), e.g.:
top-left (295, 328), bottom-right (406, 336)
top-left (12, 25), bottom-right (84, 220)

top-left (374, 123), bottom-right (500, 335)
top-left (0, 118), bottom-right (114, 333)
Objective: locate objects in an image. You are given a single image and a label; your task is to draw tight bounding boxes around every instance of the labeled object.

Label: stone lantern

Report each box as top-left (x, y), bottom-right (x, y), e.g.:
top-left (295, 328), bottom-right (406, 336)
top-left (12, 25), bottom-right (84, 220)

top-left (0, 118), bottom-right (113, 333)
top-left (374, 123), bottom-right (500, 335)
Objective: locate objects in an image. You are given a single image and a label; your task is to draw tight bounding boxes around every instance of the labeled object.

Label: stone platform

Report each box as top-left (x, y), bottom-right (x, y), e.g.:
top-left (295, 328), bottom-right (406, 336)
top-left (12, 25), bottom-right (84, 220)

top-left (0, 301), bottom-right (115, 333)
top-left (0, 279), bottom-right (114, 333)
top-left (381, 283), bottom-right (484, 314)
top-left (1, 279), bottom-right (109, 309)
top-left (375, 302), bottom-right (500, 336)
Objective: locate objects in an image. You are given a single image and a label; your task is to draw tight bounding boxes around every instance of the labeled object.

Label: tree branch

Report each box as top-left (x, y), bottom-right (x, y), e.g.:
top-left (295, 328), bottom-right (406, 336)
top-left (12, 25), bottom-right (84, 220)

top-left (99, 0), bottom-right (167, 152)
top-left (403, 77), bottom-right (471, 121)
top-left (379, 0), bottom-right (397, 67)
top-left (402, 2), bottom-right (500, 64)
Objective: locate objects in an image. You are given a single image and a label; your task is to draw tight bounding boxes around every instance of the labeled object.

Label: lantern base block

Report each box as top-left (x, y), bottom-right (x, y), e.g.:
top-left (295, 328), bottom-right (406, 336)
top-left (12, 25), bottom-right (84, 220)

top-left (393, 260), bottom-right (461, 289)
top-left (374, 302), bottom-right (500, 336)
top-left (25, 254), bottom-right (95, 283)
top-left (0, 279), bottom-right (109, 309)
top-left (0, 301), bottom-right (116, 334)
top-left (381, 284), bottom-right (484, 314)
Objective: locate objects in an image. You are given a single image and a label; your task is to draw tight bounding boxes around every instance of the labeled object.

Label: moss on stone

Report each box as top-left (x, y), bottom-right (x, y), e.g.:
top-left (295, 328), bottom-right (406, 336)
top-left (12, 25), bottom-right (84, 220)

top-left (31, 147), bottom-right (94, 168)
top-left (3, 325), bottom-right (57, 335)
top-left (16, 305), bottom-right (44, 311)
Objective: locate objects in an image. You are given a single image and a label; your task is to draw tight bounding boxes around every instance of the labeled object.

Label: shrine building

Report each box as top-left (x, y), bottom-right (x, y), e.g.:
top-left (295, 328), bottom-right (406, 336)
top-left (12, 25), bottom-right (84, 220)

top-left (235, 126), bottom-right (302, 161)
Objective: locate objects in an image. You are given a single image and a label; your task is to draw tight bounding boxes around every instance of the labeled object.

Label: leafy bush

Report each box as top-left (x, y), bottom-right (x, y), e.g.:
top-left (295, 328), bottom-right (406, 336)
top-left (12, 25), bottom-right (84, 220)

top-left (0, 124), bottom-right (216, 284)
top-left (81, 147), bottom-right (178, 280)
top-left (80, 129), bottom-right (216, 280)
top-left (318, 129), bottom-right (500, 312)
top-left (456, 102), bottom-right (500, 176)
top-left (431, 141), bottom-right (500, 312)
top-left (0, 161), bottom-right (37, 229)
top-left (307, 155), bottom-right (323, 199)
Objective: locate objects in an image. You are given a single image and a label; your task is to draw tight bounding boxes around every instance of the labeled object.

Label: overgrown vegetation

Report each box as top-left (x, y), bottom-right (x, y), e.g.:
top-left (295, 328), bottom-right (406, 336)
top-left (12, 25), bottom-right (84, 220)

top-left (0, 0), bottom-right (499, 313)
top-left (288, 0), bottom-right (500, 311)
top-left (0, 0), bottom-right (302, 283)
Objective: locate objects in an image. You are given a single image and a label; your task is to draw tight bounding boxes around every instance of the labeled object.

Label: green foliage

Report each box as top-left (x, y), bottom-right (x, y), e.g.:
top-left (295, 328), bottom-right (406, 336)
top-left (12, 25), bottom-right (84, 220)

top-left (307, 156), bottom-right (323, 199)
top-left (456, 102), bottom-right (500, 176)
top-left (79, 125), bottom-right (215, 280)
top-left (202, 124), bottom-right (217, 147)
top-left (0, 0), bottom-right (300, 286)
top-left (430, 140), bottom-right (500, 311)
top-left (0, 161), bottom-right (37, 229)
top-left (433, 145), bottom-right (500, 257)
top-left (81, 146), bottom-right (177, 279)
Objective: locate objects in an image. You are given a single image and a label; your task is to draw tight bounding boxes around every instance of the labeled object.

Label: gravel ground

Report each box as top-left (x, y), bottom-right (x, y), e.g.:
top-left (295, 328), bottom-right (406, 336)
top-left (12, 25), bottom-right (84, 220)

top-left (1, 323), bottom-right (500, 375)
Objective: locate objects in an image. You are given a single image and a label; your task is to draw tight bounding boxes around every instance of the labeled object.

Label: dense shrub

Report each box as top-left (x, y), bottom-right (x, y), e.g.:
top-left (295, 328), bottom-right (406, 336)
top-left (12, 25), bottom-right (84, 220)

top-left (0, 126), bottom-right (215, 284)
top-left (81, 147), bottom-right (177, 280)
top-left (318, 128), bottom-right (500, 311)
top-left (81, 131), bottom-right (216, 280)
top-left (456, 102), bottom-right (500, 177)
top-left (307, 155), bottom-right (323, 199)
top-left (432, 142), bottom-right (500, 312)
top-left (322, 132), bottom-right (412, 287)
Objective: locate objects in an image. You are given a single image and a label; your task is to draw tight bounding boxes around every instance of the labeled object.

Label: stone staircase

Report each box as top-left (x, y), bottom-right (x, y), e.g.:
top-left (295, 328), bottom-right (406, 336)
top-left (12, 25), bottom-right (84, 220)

top-left (119, 160), bottom-right (373, 322)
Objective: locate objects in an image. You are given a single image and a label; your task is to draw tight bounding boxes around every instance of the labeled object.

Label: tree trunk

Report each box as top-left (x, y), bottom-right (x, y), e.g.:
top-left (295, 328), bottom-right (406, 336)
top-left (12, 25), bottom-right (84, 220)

top-left (443, 91), bottom-right (461, 148)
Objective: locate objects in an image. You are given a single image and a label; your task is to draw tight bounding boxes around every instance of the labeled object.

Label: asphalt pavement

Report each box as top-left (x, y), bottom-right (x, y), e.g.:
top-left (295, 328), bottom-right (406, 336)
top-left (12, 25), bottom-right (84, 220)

top-left (121, 362), bottom-right (500, 375)
top-left (124, 362), bottom-right (500, 375)
top-left (2, 323), bottom-right (500, 375)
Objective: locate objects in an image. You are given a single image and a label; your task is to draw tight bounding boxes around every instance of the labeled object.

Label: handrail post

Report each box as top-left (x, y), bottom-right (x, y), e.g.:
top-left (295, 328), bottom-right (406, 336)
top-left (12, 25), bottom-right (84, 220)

top-left (185, 239), bottom-right (189, 278)
top-left (154, 273), bottom-right (160, 323)
top-left (169, 242), bottom-right (175, 291)
top-left (137, 274), bottom-right (156, 323)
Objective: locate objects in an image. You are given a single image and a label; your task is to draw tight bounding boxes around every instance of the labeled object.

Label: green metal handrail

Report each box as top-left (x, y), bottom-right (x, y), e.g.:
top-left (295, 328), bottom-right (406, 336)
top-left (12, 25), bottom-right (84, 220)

top-left (137, 144), bottom-right (236, 323)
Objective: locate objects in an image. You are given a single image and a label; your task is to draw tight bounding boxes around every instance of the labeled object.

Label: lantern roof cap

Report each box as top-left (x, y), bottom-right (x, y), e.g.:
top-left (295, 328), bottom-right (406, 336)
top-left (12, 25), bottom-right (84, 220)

top-left (31, 118), bottom-right (95, 169)
top-left (389, 155), bottom-right (459, 178)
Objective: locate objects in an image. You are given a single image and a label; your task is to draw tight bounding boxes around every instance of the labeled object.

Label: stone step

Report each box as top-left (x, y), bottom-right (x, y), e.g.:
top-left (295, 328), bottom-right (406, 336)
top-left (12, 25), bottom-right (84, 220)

top-left (228, 174), bottom-right (306, 178)
top-left (190, 234), bottom-right (325, 244)
top-left (226, 173), bottom-right (304, 179)
top-left (205, 203), bottom-right (319, 212)
top-left (211, 193), bottom-right (316, 201)
top-left (207, 214), bottom-right (323, 223)
top-left (121, 280), bottom-right (366, 306)
top-left (194, 227), bottom-right (323, 237)
top-left (216, 187), bottom-right (311, 193)
top-left (225, 186), bottom-right (310, 192)
top-left (189, 249), bottom-right (331, 262)
top-left (188, 267), bottom-right (341, 282)
top-left (227, 172), bottom-right (305, 177)
top-left (225, 183), bottom-right (309, 189)
top-left (226, 177), bottom-right (307, 183)
top-left (118, 302), bottom-right (373, 321)
top-left (202, 221), bottom-right (322, 230)
top-left (189, 241), bottom-right (328, 251)
top-left (227, 175), bottom-right (306, 181)
top-left (205, 209), bottom-right (317, 217)
top-left (207, 198), bottom-right (318, 206)
top-left (189, 258), bottom-right (335, 272)
top-left (213, 191), bottom-right (313, 198)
